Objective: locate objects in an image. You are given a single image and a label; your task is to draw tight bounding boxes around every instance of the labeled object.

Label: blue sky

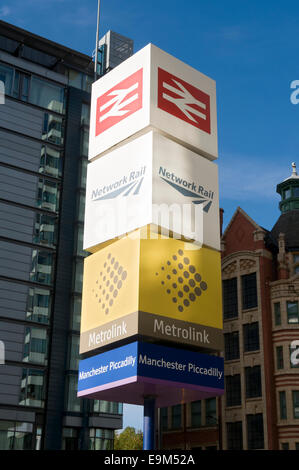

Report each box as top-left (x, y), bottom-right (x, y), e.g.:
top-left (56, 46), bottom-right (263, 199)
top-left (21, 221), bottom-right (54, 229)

top-left (2, 0), bottom-right (299, 430)
top-left (2, 0), bottom-right (299, 230)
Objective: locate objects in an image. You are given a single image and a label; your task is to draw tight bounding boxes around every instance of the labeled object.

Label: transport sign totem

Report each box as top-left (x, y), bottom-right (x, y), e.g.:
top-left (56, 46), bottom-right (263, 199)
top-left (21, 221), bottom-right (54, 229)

top-left (78, 43), bottom-right (224, 407)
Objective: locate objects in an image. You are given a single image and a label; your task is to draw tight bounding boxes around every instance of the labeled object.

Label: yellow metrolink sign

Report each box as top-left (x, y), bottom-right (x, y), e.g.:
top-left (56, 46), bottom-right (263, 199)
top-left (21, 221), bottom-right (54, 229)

top-left (80, 230), bottom-right (223, 355)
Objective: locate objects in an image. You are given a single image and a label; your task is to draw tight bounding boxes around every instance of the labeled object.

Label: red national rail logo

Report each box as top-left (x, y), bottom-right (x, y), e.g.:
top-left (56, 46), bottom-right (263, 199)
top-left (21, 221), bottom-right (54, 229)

top-left (157, 68), bottom-right (211, 134)
top-left (95, 68), bottom-right (143, 136)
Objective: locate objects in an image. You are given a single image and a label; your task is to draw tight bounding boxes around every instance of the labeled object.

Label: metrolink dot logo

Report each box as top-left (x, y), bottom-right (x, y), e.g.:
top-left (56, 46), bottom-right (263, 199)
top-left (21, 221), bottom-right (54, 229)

top-left (91, 253), bottom-right (128, 316)
top-left (95, 68), bottom-right (143, 136)
top-left (157, 68), bottom-right (211, 134)
top-left (155, 248), bottom-right (208, 313)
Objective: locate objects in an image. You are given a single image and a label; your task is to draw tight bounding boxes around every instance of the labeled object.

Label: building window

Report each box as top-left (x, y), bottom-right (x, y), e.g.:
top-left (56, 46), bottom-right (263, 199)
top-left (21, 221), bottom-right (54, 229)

top-left (42, 113), bottom-right (64, 146)
top-left (293, 391), bottom-right (299, 419)
top-left (243, 322), bottom-right (259, 352)
top-left (30, 249), bottom-right (54, 285)
top-left (0, 421), bottom-right (33, 450)
top-left (281, 443), bottom-right (289, 450)
top-left (66, 374), bottom-right (81, 412)
top-left (287, 301), bottom-right (299, 324)
top-left (171, 405), bottom-right (181, 429)
top-left (68, 335), bottom-right (79, 371)
top-left (19, 368), bottom-right (45, 408)
top-left (225, 375), bottom-right (241, 407)
top-left (21, 46), bottom-right (57, 68)
top-left (81, 128), bottom-right (89, 157)
top-left (68, 71), bottom-right (92, 93)
top-left (190, 401), bottom-right (201, 428)
top-left (224, 331), bottom-right (240, 361)
top-left (283, 188), bottom-right (291, 199)
top-left (223, 277), bottom-right (238, 319)
top-left (62, 428), bottom-right (79, 450)
top-left (0, 63), bottom-right (14, 95)
top-left (246, 414), bottom-right (264, 449)
top-left (30, 76), bottom-right (65, 114)
top-left (35, 427), bottom-right (42, 450)
top-left (37, 178), bottom-right (60, 213)
top-left (290, 343), bottom-right (299, 368)
top-left (77, 192), bottom-right (86, 223)
top-left (33, 213), bottom-right (57, 247)
top-left (89, 428), bottom-right (114, 450)
top-left (74, 259), bottom-right (83, 293)
top-left (75, 225), bottom-right (89, 257)
top-left (69, 69), bottom-right (84, 89)
top-left (71, 296), bottom-right (81, 332)
top-left (279, 391), bottom-right (287, 420)
top-left (226, 422), bottom-right (243, 450)
top-left (12, 70), bottom-right (30, 101)
top-left (23, 326), bottom-right (48, 365)
top-left (276, 346), bottom-right (284, 370)
top-left (26, 287), bottom-right (51, 324)
top-left (161, 407), bottom-right (168, 431)
top-left (93, 401), bottom-right (123, 415)
top-left (274, 302), bottom-right (281, 326)
top-left (39, 145), bottom-right (63, 179)
top-left (245, 366), bottom-right (262, 398)
top-left (205, 398), bottom-right (216, 427)
top-left (81, 102), bottom-right (90, 126)
top-left (296, 443), bottom-right (299, 450)
top-left (78, 157), bottom-right (88, 189)
top-left (242, 273), bottom-right (257, 310)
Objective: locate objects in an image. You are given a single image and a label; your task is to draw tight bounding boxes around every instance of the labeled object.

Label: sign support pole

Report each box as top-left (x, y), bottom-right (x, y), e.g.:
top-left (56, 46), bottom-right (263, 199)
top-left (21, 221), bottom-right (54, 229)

top-left (143, 396), bottom-right (156, 450)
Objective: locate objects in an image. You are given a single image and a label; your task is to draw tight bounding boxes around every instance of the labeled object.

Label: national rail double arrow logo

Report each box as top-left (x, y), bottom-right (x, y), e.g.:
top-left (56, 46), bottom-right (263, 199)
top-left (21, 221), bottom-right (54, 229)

top-left (157, 68), bottom-right (211, 134)
top-left (95, 68), bottom-right (143, 136)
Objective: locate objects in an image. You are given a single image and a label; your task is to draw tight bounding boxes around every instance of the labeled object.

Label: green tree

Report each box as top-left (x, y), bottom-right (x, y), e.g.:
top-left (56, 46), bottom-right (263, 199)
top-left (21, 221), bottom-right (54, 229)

top-left (114, 427), bottom-right (143, 450)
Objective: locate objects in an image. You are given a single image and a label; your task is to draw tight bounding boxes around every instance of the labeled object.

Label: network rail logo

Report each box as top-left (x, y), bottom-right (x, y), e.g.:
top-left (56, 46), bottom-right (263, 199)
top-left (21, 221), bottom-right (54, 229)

top-left (159, 166), bottom-right (214, 213)
top-left (95, 69), bottom-right (143, 136)
top-left (158, 68), bottom-right (211, 134)
top-left (91, 166), bottom-right (146, 201)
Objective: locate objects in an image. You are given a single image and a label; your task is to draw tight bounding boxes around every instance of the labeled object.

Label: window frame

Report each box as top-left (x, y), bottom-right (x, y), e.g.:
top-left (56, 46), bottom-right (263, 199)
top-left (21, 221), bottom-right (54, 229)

top-left (246, 414), bottom-right (264, 450)
top-left (287, 301), bottom-right (299, 324)
top-left (225, 374), bottom-right (241, 407)
top-left (223, 277), bottom-right (238, 319)
top-left (243, 322), bottom-right (260, 352)
top-left (245, 365), bottom-right (262, 399)
top-left (242, 272), bottom-right (258, 310)
top-left (224, 331), bottom-right (240, 361)
top-left (226, 421), bottom-right (243, 450)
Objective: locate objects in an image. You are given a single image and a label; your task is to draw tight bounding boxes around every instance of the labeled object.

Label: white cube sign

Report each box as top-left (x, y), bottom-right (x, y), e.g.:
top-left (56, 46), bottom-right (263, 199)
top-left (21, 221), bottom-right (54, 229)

top-left (83, 131), bottom-right (220, 252)
top-left (89, 44), bottom-right (218, 162)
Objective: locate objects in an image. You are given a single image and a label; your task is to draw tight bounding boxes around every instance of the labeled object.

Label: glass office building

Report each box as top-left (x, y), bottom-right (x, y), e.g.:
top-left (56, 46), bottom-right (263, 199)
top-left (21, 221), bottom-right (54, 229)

top-left (0, 20), bottom-right (126, 450)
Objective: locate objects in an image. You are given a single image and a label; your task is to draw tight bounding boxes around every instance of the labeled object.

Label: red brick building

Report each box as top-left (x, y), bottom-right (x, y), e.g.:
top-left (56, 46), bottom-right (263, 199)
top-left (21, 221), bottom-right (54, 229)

top-left (161, 164), bottom-right (299, 450)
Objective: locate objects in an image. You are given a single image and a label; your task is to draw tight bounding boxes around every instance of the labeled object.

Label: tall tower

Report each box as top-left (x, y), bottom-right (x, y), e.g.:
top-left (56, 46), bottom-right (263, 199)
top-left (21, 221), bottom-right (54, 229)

top-left (276, 162), bottom-right (299, 214)
top-left (272, 162), bottom-right (299, 277)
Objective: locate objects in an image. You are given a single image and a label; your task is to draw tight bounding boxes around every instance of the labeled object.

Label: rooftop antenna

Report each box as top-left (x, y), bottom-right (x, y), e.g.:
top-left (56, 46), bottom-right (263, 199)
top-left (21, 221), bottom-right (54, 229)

top-left (94, 0), bottom-right (101, 82)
